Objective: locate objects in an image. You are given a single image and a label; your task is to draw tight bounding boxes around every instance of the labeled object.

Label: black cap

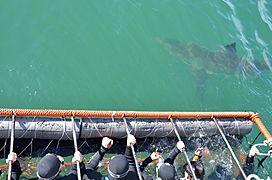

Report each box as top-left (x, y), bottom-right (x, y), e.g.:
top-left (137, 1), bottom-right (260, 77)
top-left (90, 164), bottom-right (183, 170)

top-left (158, 163), bottom-right (175, 180)
top-left (108, 155), bottom-right (129, 180)
top-left (37, 154), bottom-right (62, 179)
top-left (183, 161), bottom-right (205, 180)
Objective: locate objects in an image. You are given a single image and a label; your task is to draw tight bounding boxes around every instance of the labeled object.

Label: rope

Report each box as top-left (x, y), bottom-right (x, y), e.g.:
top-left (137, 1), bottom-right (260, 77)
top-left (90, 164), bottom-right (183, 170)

top-left (169, 118), bottom-right (197, 180)
top-left (18, 138), bottom-right (33, 157)
top-left (248, 132), bottom-right (262, 150)
top-left (7, 115), bottom-right (15, 180)
top-left (0, 138), bottom-right (7, 153)
top-left (122, 117), bottom-right (143, 180)
top-left (0, 108), bottom-right (255, 119)
top-left (213, 118), bottom-right (247, 179)
top-left (71, 116), bottom-right (81, 180)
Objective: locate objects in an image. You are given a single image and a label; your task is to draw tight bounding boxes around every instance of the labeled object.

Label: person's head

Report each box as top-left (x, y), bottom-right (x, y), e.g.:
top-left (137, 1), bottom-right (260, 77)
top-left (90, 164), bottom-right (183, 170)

top-left (207, 164), bottom-right (231, 180)
top-left (37, 154), bottom-right (64, 180)
top-left (156, 162), bottom-right (175, 180)
top-left (183, 162), bottom-right (205, 180)
top-left (107, 155), bottom-right (129, 180)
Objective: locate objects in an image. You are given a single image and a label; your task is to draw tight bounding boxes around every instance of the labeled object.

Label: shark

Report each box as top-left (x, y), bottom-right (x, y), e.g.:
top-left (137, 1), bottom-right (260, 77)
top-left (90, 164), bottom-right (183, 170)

top-left (159, 38), bottom-right (272, 98)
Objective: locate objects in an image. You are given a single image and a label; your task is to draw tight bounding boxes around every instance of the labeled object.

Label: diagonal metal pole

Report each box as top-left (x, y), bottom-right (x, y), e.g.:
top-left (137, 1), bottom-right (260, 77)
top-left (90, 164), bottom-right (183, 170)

top-left (123, 117), bottom-right (143, 180)
top-left (213, 118), bottom-right (247, 179)
top-left (169, 118), bottom-right (197, 180)
top-left (7, 115), bottom-right (15, 180)
top-left (71, 116), bottom-right (82, 180)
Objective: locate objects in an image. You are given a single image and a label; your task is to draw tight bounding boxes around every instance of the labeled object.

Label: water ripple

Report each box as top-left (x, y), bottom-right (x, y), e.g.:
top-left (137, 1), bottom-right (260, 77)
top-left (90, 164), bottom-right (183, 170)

top-left (258, 0), bottom-right (272, 31)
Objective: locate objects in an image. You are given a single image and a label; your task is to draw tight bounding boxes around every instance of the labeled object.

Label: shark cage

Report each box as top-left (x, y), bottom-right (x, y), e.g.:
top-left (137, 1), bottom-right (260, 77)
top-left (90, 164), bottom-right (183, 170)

top-left (0, 108), bottom-right (271, 179)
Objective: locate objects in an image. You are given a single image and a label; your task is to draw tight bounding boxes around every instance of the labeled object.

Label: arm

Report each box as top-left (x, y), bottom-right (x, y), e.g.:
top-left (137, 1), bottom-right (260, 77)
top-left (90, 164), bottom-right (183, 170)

top-left (192, 147), bottom-right (205, 162)
top-left (237, 146), bottom-right (260, 180)
top-left (70, 161), bottom-right (86, 177)
top-left (86, 137), bottom-right (113, 170)
top-left (139, 156), bottom-right (152, 172)
top-left (68, 151), bottom-right (86, 178)
top-left (11, 160), bottom-right (22, 180)
top-left (242, 146), bottom-right (258, 175)
top-left (6, 152), bottom-right (22, 180)
top-left (125, 146), bottom-right (136, 170)
top-left (164, 141), bottom-right (185, 165)
top-left (164, 146), bottom-right (180, 165)
top-left (124, 134), bottom-right (137, 172)
top-left (86, 146), bottom-right (109, 170)
top-left (140, 151), bottom-right (161, 172)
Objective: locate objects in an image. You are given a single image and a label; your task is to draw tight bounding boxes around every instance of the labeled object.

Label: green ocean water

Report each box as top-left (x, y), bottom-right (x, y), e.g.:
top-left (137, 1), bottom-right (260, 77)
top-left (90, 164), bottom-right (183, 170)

top-left (0, 0), bottom-right (272, 178)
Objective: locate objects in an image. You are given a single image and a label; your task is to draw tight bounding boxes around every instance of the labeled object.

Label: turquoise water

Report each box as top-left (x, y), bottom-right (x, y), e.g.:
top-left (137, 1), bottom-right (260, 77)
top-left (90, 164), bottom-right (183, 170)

top-left (0, 0), bottom-right (271, 178)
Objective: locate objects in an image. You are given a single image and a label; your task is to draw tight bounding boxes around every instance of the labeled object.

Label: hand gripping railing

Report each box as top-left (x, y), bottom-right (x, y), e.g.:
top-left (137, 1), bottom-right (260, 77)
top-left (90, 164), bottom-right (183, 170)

top-left (122, 117), bottom-right (143, 180)
top-left (252, 140), bottom-right (272, 158)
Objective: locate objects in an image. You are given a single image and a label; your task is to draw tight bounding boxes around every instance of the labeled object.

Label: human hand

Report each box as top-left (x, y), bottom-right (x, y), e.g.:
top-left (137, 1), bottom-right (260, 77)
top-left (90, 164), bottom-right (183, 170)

top-left (150, 152), bottom-right (161, 160)
top-left (268, 137), bottom-right (272, 149)
top-left (72, 151), bottom-right (83, 163)
top-left (102, 137), bottom-right (113, 149)
top-left (6, 152), bottom-right (17, 163)
top-left (177, 141), bottom-right (185, 152)
top-left (249, 146), bottom-right (259, 157)
top-left (127, 134), bottom-right (136, 147)
top-left (195, 147), bottom-right (205, 156)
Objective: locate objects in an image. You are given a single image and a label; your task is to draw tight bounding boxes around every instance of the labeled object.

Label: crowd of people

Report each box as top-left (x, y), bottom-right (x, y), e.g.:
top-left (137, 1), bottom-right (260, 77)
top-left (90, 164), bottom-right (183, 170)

top-left (4, 135), bottom-right (272, 180)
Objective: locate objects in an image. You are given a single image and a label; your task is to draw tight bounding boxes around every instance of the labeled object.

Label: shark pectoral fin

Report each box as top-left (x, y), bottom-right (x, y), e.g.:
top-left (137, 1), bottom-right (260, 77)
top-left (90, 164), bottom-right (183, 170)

top-left (192, 69), bottom-right (210, 100)
top-left (224, 42), bottom-right (237, 54)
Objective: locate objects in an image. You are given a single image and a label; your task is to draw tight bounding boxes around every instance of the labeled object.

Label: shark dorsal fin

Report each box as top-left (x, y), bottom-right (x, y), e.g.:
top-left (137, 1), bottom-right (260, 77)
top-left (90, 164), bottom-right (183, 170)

top-left (224, 43), bottom-right (236, 54)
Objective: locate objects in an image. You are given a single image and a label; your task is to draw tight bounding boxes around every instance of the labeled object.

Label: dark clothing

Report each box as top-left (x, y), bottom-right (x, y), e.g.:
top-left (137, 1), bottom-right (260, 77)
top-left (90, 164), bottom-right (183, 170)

top-left (164, 146), bottom-right (180, 180)
top-left (141, 146), bottom-right (181, 180)
top-left (207, 156), bottom-right (255, 180)
top-left (113, 146), bottom-right (152, 180)
top-left (10, 160), bottom-right (22, 180)
top-left (164, 146), bottom-right (180, 166)
top-left (236, 156), bottom-right (255, 180)
top-left (122, 146), bottom-right (140, 180)
top-left (10, 146), bottom-right (108, 180)
top-left (139, 156), bottom-right (152, 172)
top-left (243, 156), bottom-right (254, 175)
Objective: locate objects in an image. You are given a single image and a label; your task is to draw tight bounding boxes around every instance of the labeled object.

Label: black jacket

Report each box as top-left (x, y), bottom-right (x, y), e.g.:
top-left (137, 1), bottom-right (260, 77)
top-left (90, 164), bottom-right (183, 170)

top-left (10, 146), bottom-right (109, 180)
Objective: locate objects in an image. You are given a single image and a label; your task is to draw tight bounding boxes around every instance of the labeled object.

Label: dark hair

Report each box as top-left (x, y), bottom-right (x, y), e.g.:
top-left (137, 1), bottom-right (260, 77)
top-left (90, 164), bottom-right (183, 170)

top-left (183, 161), bottom-right (205, 180)
top-left (158, 163), bottom-right (175, 180)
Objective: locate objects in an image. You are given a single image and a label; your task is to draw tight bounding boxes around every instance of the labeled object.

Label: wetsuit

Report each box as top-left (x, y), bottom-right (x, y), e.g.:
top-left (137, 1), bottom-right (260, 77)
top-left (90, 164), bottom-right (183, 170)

top-left (9, 146), bottom-right (109, 179)
top-left (165, 146), bottom-right (182, 180)
top-left (236, 156), bottom-right (255, 180)
top-left (104, 146), bottom-right (153, 180)
top-left (9, 160), bottom-right (22, 180)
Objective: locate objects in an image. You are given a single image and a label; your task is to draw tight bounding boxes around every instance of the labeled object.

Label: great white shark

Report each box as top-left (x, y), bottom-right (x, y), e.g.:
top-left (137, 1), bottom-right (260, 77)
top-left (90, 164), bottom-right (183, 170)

top-left (159, 38), bottom-right (272, 98)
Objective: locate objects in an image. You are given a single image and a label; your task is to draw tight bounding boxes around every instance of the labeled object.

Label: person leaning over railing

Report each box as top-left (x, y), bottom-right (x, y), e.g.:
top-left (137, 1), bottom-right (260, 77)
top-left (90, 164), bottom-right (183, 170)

top-left (138, 142), bottom-right (205, 180)
top-left (7, 137), bottom-right (114, 180)
top-left (157, 141), bottom-right (204, 180)
top-left (236, 137), bottom-right (272, 180)
top-left (105, 134), bottom-right (140, 180)
top-left (154, 141), bottom-right (186, 180)
top-left (181, 147), bottom-right (205, 180)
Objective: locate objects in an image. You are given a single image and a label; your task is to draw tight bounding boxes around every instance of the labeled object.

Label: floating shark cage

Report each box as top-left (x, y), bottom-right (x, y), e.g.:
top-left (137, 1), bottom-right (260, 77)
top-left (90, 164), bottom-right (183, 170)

top-left (0, 108), bottom-right (271, 179)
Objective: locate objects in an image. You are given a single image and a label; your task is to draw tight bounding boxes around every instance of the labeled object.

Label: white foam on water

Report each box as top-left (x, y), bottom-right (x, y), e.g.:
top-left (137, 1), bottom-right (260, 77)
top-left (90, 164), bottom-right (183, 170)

top-left (258, 0), bottom-right (272, 32)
